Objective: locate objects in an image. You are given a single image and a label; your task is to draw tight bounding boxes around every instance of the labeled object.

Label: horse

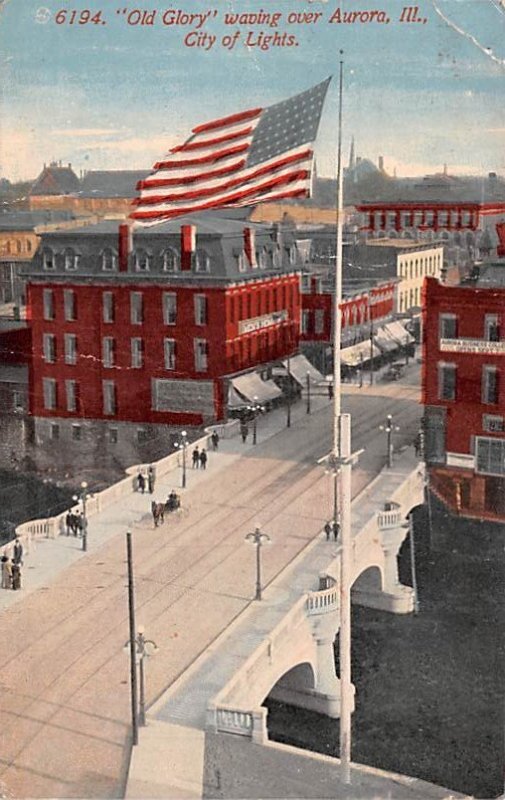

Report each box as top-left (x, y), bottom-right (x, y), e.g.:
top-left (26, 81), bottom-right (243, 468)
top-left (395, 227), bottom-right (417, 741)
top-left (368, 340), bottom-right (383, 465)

top-left (151, 501), bottom-right (165, 528)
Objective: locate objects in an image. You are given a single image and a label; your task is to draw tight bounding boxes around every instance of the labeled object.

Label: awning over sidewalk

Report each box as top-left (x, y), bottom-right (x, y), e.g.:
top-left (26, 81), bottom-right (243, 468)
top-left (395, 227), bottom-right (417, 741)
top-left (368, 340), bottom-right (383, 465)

top-left (228, 384), bottom-right (248, 409)
top-left (281, 353), bottom-right (325, 386)
top-left (340, 341), bottom-right (381, 367)
top-left (374, 327), bottom-right (399, 354)
top-left (384, 321), bottom-right (415, 345)
top-left (231, 372), bottom-right (282, 404)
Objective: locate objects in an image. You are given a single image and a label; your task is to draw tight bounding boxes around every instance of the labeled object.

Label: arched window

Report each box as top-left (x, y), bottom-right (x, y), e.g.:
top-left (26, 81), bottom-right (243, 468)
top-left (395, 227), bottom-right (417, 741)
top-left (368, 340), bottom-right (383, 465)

top-left (42, 247), bottom-right (55, 270)
top-left (134, 249), bottom-right (151, 272)
top-left (16, 240), bottom-right (22, 254)
top-left (63, 248), bottom-right (79, 270)
top-left (194, 248), bottom-right (210, 273)
top-left (272, 245), bottom-right (282, 268)
top-left (161, 248), bottom-right (180, 272)
top-left (101, 248), bottom-right (118, 271)
top-left (236, 252), bottom-right (247, 272)
top-left (258, 248), bottom-right (268, 269)
top-left (289, 244), bottom-right (298, 265)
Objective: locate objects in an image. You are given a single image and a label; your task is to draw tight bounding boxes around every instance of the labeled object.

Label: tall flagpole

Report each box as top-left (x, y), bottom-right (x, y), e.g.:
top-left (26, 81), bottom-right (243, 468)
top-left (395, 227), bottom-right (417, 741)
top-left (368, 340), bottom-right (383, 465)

top-left (333, 50), bottom-right (353, 785)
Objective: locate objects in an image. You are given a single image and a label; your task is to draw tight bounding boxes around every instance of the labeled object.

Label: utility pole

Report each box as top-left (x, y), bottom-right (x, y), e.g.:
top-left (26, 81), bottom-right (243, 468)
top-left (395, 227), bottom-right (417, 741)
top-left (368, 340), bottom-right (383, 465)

top-left (287, 355), bottom-right (291, 428)
top-left (306, 372), bottom-right (311, 414)
top-left (126, 530), bottom-right (139, 746)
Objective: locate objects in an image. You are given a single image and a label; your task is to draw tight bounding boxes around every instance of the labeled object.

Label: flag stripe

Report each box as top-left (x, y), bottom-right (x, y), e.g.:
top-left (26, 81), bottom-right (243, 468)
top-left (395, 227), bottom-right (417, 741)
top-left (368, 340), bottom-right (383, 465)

top-left (171, 126), bottom-right (254, 153)
top-left (192, 107), bottom-right (262, 135)
top-left (136, 160), bottom-right (247, 190)
top-left (154, 142), bottom-right (249, 170)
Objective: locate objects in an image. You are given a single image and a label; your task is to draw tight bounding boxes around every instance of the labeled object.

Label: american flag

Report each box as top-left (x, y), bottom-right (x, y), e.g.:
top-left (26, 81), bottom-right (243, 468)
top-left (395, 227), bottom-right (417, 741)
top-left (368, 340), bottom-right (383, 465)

top-left (130, 78), bottom-right (331, 224)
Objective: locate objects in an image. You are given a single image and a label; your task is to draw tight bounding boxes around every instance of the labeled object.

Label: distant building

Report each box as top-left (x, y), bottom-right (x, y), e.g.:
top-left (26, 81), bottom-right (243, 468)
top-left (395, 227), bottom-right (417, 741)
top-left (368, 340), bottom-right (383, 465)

top-left (423, 270), bottom-right (505, 522)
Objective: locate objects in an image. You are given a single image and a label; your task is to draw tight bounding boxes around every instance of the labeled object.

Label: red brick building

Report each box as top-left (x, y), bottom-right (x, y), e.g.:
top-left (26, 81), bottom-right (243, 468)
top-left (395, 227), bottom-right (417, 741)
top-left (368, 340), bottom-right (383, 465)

top-left (422, 271), bottom-right (505, 522)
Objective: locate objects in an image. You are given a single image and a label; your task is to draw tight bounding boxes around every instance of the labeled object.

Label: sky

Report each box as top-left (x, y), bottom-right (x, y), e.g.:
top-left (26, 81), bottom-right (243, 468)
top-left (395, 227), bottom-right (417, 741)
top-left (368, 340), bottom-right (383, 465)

top-left (0, 0), bottom-right (504, 182)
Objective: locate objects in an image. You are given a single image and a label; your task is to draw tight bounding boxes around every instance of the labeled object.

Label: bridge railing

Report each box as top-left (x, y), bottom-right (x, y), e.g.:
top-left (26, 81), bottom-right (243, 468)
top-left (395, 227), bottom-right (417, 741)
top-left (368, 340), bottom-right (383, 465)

top-left (306, 581), bottom-right (339, 616)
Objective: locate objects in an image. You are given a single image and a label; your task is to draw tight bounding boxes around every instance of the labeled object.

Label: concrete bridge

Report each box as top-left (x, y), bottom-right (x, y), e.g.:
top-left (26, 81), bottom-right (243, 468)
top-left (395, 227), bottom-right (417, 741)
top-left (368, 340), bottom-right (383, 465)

top-left (126, 449), bottom-right (461, 799)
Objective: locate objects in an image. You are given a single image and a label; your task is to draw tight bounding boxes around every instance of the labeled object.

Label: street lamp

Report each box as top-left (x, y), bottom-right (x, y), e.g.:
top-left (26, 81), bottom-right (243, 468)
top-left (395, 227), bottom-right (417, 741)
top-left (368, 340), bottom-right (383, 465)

top-left (379, 414), bottom-right (400, 468)
top-left (72, 480), bottom-right (89, 551)
top-left (125, 626), bottom-right (159, 726)
top-left (286, 355), bottom-right (292, 428)
top-left (174, 430), bottom-right (188, 488)
top-left (248, 397), bottom-right (262, 445)
top-left (306, 372), bottom-right (311, 414)
top-left (245, 525), bottom-right (271, 600)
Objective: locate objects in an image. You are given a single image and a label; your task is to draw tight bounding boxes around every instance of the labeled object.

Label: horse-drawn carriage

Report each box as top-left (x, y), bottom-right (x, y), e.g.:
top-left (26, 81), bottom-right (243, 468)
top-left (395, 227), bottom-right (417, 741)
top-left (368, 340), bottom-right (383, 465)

top-left (151, 491), bottom-right (181, 527)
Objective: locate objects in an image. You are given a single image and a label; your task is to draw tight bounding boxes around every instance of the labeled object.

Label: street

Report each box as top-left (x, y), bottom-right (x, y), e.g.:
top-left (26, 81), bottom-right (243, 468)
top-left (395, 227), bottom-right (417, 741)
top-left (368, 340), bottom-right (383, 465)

top-left (0, 372), bottom-right (422, 799)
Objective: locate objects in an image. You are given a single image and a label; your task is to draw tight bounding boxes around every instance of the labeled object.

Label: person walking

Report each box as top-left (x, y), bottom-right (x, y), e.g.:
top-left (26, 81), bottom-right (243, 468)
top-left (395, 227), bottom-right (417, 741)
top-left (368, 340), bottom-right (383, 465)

top-left (1, 556), bottom-right (12, 590)
top-left (211, 431), bottom-right (219, 451)
top-left (333, 520), bottom-right (340, 541)
top-left (147, 465), bottom-right (155, 494)
top-left (76, 513), bottom-right (84, 538)
top-left (70, 513), bottom-right (78, 537)
top-left (192, 447), bottom-right (200, 468)
top-left (11, 562), bottom-right (21, 591)
top-left (137, 472), bottom-right (146, 494)
top-left (12, 537), bottom-right (23, 567)
top-left (328, 382), bottom-right (334, 400)
top-left (324, 521), bottom-right (332, 541)
top-left (240, 422), bottom-right (248, 444)
top-left (199, 449), bottom-right (207, 470)
top-left (65, 511), bottom-right (72, 536)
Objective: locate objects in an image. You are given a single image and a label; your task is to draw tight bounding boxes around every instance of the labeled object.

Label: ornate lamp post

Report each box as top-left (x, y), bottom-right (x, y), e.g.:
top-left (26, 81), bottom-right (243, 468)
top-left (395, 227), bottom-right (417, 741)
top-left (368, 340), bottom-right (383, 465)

top-left (72, 480), bottom-right (89, 551)
top-left (248, 397), bottom-right (262, 445)
top-left (245, 526), bottom-right (271, 600)
top-left (379, 414), bottom-right (400, 468)
top-left (174, 430), bottom-right (188, 488)
top-left (125, 627), bottom-right (159, 726)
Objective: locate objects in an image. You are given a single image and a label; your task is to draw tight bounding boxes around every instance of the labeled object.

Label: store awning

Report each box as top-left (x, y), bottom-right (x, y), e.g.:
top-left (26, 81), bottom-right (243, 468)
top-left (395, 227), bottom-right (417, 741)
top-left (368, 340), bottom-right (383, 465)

top-left (231, 372), bottom-right (282, 404)
top-left (340, 341), bottom-right (381, 367)
top-left (228, 384), bottom-right (248, 409)
top-left (281, 353), bottom-right (325, 386)
top-left (374, 327), bottom-right (399, 353)
top-left (384, 321), bottom-right (415, 346)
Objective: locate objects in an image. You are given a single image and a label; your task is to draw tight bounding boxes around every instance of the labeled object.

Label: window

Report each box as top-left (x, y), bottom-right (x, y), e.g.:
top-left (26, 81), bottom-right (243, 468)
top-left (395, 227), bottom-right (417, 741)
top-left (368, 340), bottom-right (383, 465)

top-left (289, 244), bottom-right (298, 265)
top-left (300, 275), bottom-right (311, 294)
top-left (301, 310), bottom-right (310, 334)
top-left (258, 248), bottom-right (269, 269)
top-left (164, 338), bottom-right (176, 370)
top-left (102, 248), bottom-right (118, 271)
top-left (131, 337), bottom-right (143, 368)
top-left (482, 366), bottom-right (499, 405)
top-left (134, 249), bottom-right (151, 272)
top-left (43, 289), bottom-right (55, 321)
top-left (194, 338), bottom-right (208, 371)
top-left (438, 363), bottom-right (456, 401)
top-left (236, 252), bottom-right (247, 272)
top-left (163, 292), bottom-right (177, 325)
top-left (43, 333), bottom-right (56, 363)
top-left (50, 423), bottom-right (60, 441)
top-left (103, 292), bottom-right (115, 323)
top-left (13, 391), bottom-right (23, 411)
top-left (109, 427), bottom-right (118, 444)
top-left (484, 314), bottom-right (500, 342)
top-left (103, 380), bottom-right (116, 415)
top-left (194, 294), bottom-right (207, 325)
top-left (483, 414), bottom-right (504, 433)
top-left (102, 337), bottom-right (115, 368)
top-left (42, 248), bottom-right (55, 270)
top-left (64, 334), bottom-right (77, 365)
top-left (43, 378), bottom-right (57, 410)
top-left (65, 380), bottom-right (78, 412)
top-left (63, 290), bottom-right (76, 321)
top-left (439, 313), bottom-right (458, 340)
top-left (63, 248), bottom-right (79, 271)
top-left (137, 428), bottom-right (149, 444)
top-left (130, 292), bottom-right (143, 325)
top-left (315, 309), bottom-right (325, 335)
top-left (194, 248), bottom-right (210, 273)
top-left (476, 436), bottom-right (505, 477)
top-left (162, 248), bottom-right (180, 272)
top-left (72, 424), bottom-right (82, 441)
top-left (273, 245), bottom-right (282, 268)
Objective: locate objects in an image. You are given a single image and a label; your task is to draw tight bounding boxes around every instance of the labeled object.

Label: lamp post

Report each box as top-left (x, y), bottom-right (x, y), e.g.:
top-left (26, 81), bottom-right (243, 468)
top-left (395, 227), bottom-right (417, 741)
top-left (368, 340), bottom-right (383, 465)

top-left (248, 397), bottom-right (262, 445)
top-left (306, 372), bottom-right (311, 414)
top-left (72, 480), bottom-right (89, 551)
top-left (174, 430), bottom-right (188, 488)
top-left (245, 526), bottom-right (271, 600)
top-left (379, 414), bottom-right (400, 468)
top-left (286, 355), bottom-right (292, 428)
top-left (369, 314), bottom-right (374, 386)
top-left (126, 530), bottom-right (138, 746)
top-left (125, 627), bottom-right (159, 727)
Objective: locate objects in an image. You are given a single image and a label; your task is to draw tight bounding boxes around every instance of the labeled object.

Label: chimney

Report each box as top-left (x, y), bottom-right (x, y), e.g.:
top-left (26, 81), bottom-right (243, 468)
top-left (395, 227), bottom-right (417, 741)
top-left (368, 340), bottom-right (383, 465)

top-left (378, 156), bottom-right (384, 172)
top-left (496, 223), bottom-right (505, 258)
top-left (243, 227), bottom-right (256, 267)
top-left (181, 224), bottom-right (196, 270)
top-left (118, 222), bottom-right (133, 272)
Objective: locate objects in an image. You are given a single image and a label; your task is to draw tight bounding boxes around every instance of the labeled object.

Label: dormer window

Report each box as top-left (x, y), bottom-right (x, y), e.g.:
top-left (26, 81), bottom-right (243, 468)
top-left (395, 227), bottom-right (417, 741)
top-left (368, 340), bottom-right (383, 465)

top-left (102, 248), bottom-right (118, 272)
top-left (162, 248), bottom-right (180, 272)
top-left (236, 252), bottom-right (247, 273)
top-left (194, 248), bottom-right (210, 273)
top-left (64, 248), bottom-right (79, 271)
top-left (42, 248), bottom-right (55, 270)
top-left (289, 244), bottom-right (298, 265)
top-left (258, 248), bottom-right (269, 269)
top-left (134, 249), bottom-right (151, 272)
top-left (272, 245), bottom-right (282, 268)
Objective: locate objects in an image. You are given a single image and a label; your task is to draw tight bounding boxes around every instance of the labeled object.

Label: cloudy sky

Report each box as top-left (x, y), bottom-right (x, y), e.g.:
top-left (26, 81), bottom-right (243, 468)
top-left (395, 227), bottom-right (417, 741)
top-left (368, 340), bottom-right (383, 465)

top-left (0, 0), bottom-right (504, 182)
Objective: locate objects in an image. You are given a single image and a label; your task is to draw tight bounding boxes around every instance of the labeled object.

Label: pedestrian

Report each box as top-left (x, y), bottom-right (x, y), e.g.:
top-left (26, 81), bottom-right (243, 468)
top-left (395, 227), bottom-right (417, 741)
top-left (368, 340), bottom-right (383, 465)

top-left (324, 521), bottom-right (332, 541)
top-left (240, 422), bottom-right (248, 444)
top-left (76, 513), bottom-right (84, 537)
top-left (12, 536), bottom-right (23, 567)
top-left (192, 447), bottom-right (200, 468)
top-left (333, 520), bottom-right (340, 541)
top-left (70, 513), bottom-right (78, 537)
top-left (1, 556), bottom-right (12, 590)
top-left (65, 511), bottom-right (72, 536)
top-left (328, 382), bottom-right (334, 400)
top-left (199, 448), bottom-right (207, 470)
top-left (211, 431), bottom-right (219, 451)
top-left (147, 465), bottom-right (155, 494)
top-left (11, 562), bottom-right (21, 591)
top-left (138, 472), bottom-right (146, 494)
